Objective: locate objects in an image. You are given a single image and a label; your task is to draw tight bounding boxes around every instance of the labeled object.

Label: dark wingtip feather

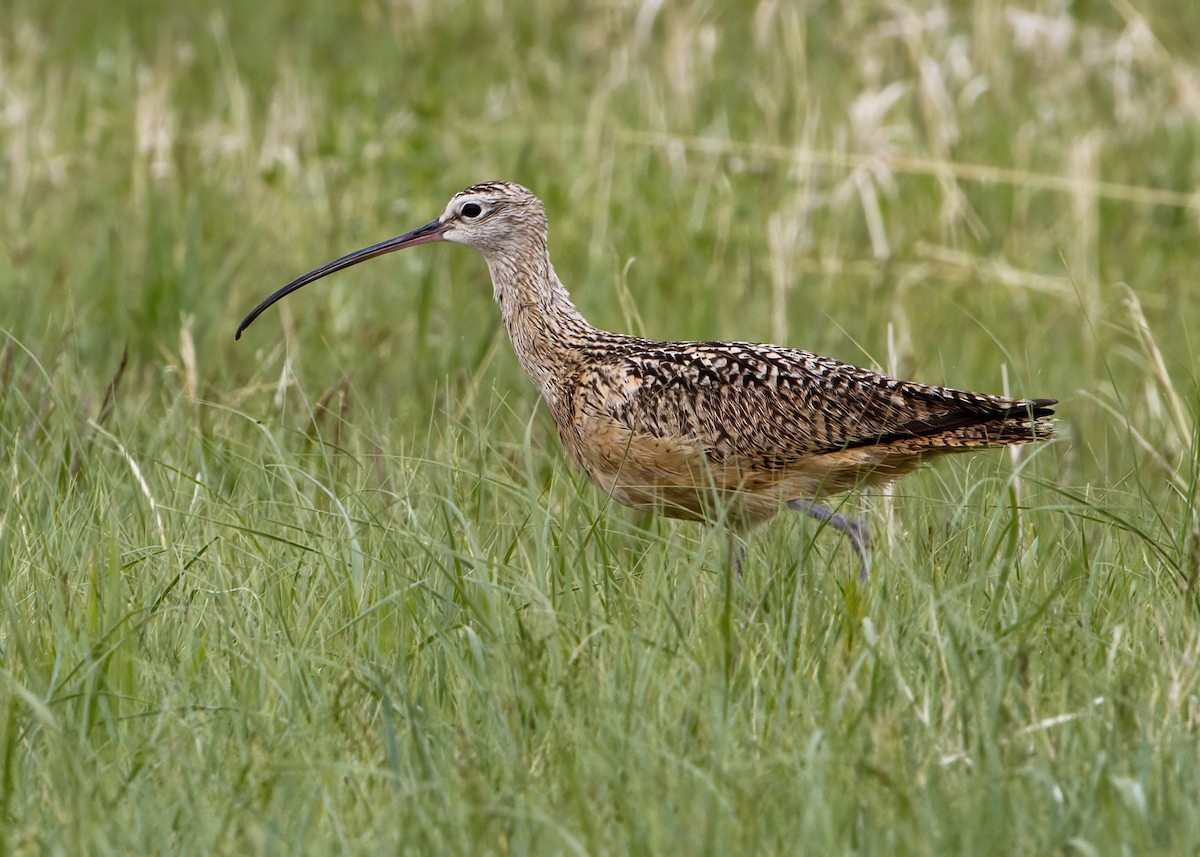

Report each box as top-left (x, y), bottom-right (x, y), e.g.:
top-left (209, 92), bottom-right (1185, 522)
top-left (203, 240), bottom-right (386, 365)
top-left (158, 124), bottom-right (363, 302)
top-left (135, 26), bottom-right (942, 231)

top-left (1019, 398), bottom-right (1057, 418)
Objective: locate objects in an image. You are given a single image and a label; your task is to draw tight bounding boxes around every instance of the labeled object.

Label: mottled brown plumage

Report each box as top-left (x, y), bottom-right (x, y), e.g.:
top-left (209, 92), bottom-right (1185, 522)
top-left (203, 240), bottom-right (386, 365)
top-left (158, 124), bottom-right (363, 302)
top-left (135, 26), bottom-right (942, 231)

top-left (237, 181), bottom-right (1056, 578)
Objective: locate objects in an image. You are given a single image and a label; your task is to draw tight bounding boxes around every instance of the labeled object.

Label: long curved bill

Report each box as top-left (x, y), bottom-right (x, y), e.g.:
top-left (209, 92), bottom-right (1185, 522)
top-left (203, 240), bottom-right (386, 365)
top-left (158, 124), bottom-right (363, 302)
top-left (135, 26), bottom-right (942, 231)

top-left (235, 218), bottom-right (446, 339)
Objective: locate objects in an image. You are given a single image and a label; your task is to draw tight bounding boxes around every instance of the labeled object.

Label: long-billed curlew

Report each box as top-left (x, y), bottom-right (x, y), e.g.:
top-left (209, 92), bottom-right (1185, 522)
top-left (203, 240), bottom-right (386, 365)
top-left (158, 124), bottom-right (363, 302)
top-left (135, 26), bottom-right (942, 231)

top-left (237, 181), bottom-right (1056, 579)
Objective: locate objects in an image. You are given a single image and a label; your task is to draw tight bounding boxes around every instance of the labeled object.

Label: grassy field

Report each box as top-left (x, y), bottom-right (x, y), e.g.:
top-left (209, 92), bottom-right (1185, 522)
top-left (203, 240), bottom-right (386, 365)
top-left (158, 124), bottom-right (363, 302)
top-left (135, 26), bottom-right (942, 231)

top-left (3, 0), bottom-right (1200, 852)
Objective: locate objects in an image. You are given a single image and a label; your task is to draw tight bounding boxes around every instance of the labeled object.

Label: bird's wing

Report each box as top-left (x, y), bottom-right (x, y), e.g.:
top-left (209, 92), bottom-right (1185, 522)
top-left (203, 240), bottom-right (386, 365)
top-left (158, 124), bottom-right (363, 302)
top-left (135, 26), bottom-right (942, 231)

top-left (605, 341), bottom-right (1054, 467)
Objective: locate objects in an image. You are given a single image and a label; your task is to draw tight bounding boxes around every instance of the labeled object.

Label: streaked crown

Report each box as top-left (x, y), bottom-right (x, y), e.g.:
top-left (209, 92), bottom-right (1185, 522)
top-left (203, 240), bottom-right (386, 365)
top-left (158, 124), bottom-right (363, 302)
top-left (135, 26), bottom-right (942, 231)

top-left (438, 181), bottom-right (547, 255)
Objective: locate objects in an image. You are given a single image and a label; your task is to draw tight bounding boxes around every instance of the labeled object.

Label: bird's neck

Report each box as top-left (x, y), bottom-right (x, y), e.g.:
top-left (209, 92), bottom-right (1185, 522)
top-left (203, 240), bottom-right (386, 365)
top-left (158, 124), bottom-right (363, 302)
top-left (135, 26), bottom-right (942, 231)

top-left (486, 245), bottom-right (595, 397)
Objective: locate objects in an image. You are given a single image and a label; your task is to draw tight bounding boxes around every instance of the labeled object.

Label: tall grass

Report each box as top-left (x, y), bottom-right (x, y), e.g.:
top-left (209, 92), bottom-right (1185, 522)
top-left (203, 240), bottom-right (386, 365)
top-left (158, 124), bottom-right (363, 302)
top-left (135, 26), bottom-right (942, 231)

top-left (2, 0), bottom-right (1199, 852)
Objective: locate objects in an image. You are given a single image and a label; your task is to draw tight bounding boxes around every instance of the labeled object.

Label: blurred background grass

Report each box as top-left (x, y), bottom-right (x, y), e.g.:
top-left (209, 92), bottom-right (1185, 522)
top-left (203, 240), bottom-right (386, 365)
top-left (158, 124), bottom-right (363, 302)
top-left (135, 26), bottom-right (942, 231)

top-left (2, 0), bottom-right (1199, 853)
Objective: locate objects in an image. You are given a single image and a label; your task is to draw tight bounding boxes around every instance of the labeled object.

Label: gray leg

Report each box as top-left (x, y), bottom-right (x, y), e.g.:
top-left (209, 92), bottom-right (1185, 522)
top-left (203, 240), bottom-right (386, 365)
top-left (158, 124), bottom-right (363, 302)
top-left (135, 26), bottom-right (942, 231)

top-left (728, 537), bottom-right (745, 579)
top-left (786, 499), bottom-right (872, 581)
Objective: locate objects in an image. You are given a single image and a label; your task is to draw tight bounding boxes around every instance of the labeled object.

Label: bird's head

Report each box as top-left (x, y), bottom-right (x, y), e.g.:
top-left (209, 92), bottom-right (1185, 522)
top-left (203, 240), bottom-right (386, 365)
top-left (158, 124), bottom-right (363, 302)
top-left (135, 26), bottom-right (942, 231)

top-left (235, 181), bottom-right (546, 339)
top-left (438, 181), bottom-right (546, 255)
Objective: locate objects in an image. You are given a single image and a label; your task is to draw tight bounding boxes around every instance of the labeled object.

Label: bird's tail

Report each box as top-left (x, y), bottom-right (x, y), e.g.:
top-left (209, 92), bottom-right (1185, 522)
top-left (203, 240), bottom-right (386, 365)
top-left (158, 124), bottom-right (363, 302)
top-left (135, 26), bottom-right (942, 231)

top-left (875, 399), bottom-right (1057, 456)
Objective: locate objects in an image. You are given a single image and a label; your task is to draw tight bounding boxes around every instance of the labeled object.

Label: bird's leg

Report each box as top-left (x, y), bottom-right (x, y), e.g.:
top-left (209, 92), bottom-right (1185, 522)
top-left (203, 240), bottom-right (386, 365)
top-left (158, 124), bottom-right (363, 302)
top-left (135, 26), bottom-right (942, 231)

top-left (727, 536), bottom-right (746, 580)
top-left (786, 499), bottom-right (871, 581)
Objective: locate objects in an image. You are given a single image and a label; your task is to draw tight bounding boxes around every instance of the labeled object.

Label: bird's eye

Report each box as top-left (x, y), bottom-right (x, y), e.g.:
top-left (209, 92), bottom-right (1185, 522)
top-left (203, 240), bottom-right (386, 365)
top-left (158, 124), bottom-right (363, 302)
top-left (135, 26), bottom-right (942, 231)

top-left (460, 202), bottom-right (483, 219)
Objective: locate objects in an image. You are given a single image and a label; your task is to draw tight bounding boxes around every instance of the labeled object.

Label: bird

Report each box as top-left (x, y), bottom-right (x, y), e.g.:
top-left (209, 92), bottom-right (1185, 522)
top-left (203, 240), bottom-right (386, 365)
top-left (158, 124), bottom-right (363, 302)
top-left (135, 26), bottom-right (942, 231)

top-left (237, 181), bottom-right (1056, 580)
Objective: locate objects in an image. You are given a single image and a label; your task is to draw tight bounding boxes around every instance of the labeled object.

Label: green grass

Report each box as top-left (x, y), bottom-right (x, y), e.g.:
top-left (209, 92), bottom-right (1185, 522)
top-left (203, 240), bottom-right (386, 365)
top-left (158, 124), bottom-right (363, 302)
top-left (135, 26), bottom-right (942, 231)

top-left (3, 0), bottom-right (1200, 852)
